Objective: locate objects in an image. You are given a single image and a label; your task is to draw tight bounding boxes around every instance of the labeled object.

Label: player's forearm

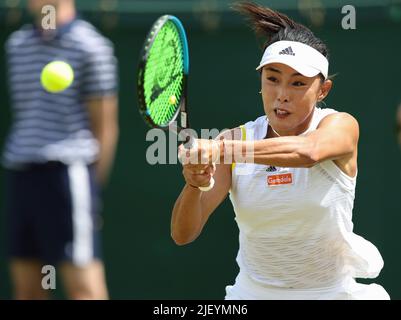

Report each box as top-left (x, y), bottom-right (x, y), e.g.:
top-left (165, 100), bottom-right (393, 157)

top-left (171, 185), bottom-right (205, 245)
top-left (222, 136), bottom-right (317, 168)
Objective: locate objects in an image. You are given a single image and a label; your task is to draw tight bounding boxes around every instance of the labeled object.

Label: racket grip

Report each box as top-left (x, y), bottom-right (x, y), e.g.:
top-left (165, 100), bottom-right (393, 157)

top-left (180, 138), bottom-right (215, 191)
top-left (198, 177), bottom-right (215, 192)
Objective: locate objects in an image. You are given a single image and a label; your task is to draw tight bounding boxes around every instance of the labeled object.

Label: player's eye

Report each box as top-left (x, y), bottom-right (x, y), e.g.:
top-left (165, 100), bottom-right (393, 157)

top-left (293, 81), bottom-right (306, 87)
top-left (267, 76), bottom-right (278, 83)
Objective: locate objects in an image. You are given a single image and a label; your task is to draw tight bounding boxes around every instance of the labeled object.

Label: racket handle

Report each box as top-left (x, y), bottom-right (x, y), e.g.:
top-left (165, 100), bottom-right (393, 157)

top-left (180, 138), bottom-right (215, 191)
top-left (198, 177), bottom-right (215, 192)
top-left (183, 133), bottom-right (196, 149)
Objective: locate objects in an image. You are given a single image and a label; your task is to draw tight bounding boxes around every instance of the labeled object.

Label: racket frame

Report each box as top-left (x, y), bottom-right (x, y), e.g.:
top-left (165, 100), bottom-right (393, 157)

top-left (137, 15), bottom-right (190, 135)
top-left (138, 15), bottom-right (213, 191)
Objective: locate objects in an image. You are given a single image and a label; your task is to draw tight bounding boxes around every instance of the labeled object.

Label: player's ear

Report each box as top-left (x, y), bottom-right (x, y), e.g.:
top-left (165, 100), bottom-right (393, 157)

top-left (318, 79), bottom-right (332, 101)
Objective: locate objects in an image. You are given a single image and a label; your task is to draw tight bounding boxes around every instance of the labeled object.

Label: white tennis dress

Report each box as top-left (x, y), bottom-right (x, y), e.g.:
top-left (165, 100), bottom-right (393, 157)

top-left (226, 107), bottom-right (389, 300)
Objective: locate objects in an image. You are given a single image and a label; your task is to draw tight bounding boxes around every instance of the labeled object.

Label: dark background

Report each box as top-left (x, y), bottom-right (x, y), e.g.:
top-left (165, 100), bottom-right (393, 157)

top-left (0, 0), bottom-right (401, 299)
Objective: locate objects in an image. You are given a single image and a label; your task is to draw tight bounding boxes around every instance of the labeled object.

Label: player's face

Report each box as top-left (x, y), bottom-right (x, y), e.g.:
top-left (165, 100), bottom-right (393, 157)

top-left (261, 63), bottom-right (327, 136)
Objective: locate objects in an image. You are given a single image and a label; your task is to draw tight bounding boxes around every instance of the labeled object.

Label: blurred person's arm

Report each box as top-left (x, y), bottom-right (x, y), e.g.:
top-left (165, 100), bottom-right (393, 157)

top-left (87, 95), bottom-right (119, 186)
top-left (81, 34), bottom-right (119, 186)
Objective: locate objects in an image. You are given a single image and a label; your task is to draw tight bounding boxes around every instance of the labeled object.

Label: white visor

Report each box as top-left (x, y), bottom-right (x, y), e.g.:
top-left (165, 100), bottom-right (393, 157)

top-left (256, 40), bottom-right (329, 79)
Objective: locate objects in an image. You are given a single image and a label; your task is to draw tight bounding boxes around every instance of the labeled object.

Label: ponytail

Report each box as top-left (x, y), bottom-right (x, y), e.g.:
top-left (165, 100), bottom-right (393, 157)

top-left (233, 1), bottom-right (329, 59)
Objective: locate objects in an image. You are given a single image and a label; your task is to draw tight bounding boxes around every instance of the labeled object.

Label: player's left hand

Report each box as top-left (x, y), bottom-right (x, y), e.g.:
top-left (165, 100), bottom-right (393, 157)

top-left (178, 139), bottom-right (221, 165)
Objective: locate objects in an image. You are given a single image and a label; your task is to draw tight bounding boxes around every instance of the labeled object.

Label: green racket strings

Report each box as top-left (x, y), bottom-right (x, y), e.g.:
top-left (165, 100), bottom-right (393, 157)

top-left (144, 21), bottom-right (184, 126)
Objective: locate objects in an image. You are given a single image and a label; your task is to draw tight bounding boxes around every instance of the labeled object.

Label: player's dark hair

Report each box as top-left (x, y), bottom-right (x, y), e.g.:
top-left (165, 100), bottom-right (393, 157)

top-left (233, 2), bottom-right (329, 61)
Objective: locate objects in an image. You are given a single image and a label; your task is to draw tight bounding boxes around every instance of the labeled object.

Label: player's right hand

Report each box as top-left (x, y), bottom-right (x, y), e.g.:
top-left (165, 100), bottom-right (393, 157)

top-left (182, 163), bottom-right (216, 189)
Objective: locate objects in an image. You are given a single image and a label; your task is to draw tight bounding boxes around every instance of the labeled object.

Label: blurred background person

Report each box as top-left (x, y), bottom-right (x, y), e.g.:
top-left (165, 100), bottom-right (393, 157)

top-left (2, 0), bottom-right (118, 299)
top-left (396, 103), bottom-right (401, 148)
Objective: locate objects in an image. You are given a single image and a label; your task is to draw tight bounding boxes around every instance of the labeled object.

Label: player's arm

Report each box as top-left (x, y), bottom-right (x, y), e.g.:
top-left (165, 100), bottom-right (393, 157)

top-left (87, 95), bottom-right (119, 186)
top-left (224, 112), bottom-right (358, 169)
top-left (171, 128), bottom-right (240, 245)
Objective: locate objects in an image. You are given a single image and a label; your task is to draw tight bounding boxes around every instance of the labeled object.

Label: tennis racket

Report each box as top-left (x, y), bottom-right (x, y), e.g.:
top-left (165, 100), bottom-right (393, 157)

top-left (137, 15), bottom-right (214, 192)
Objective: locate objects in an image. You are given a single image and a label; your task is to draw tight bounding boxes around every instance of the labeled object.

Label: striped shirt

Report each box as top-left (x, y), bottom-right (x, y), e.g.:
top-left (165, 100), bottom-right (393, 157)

top-left (2, 19), bottom-right (118, 169)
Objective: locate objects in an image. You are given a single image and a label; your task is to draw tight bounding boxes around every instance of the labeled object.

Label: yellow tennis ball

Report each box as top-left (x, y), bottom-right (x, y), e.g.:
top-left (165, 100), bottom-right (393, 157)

top-left (169, 95), bottom-right (177, 105)
top-left (41, 61), bottom-right (74, 93)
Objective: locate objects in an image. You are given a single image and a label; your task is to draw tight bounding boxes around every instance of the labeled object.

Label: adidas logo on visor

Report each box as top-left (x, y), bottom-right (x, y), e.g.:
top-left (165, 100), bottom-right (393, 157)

top-left (278, 46), bottom-right (295, 56)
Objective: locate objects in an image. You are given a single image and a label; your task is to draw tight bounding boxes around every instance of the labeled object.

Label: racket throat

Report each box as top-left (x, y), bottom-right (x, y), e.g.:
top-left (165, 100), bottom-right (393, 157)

top-left (180, 111), bottom-right (188, 128)
top-left (168, 122), bottom-right (195, 149)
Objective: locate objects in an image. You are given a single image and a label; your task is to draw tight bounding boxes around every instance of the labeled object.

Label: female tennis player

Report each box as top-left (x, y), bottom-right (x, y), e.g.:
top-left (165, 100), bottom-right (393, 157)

top-left (171, 2), bottom-right (389, 300)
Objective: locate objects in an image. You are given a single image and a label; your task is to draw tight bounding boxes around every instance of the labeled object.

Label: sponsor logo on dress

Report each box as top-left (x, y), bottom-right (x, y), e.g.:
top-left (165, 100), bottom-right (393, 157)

top-left (267, 173), bottom-right (293, 186)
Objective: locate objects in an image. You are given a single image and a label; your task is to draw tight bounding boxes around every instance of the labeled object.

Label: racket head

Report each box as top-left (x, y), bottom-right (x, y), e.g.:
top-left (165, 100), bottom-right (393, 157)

top-left (137, 15), bottom-right (189, 130)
